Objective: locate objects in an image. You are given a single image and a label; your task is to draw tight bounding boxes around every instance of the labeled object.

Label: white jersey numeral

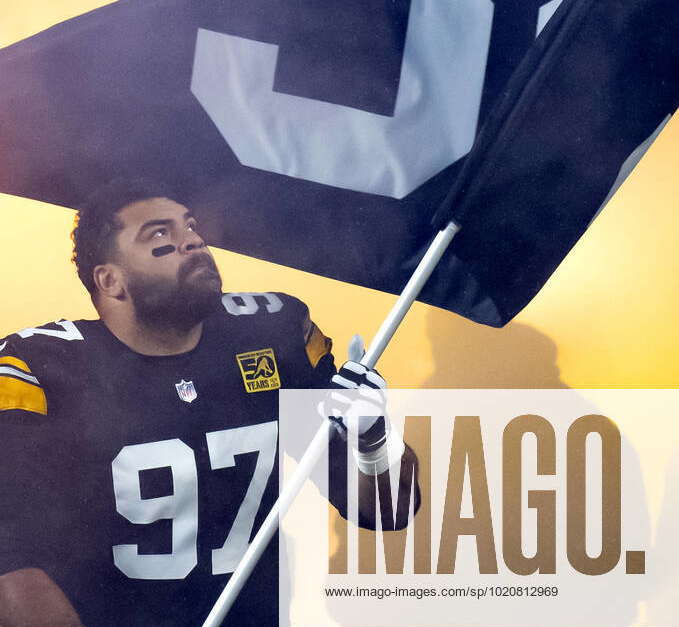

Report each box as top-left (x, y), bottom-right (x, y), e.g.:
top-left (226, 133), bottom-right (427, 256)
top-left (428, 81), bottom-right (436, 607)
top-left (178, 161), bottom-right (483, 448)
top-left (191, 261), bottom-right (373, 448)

top-left (17, 320), bottom-right (84, 341)
top-left (207, 421), bottom-right (278, 574)
top-left (111, 439), bottom-right (198, 579)
top-left (221, 292), bottom-right (283, 316)
top-left (110, 422), bottom-right (278, 580)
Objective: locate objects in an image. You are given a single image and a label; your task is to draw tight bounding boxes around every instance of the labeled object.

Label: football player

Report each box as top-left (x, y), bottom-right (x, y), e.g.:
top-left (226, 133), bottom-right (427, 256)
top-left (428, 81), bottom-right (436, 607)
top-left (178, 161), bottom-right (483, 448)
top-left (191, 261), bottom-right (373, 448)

top-left (0, 179), bottom-right (418, 625)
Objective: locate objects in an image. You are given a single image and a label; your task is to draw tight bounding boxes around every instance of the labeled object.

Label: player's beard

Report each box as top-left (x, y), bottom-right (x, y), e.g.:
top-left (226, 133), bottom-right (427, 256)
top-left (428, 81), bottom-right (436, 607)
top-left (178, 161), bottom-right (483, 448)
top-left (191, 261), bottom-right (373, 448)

top-left (126, 253), bottom-right (223, 330)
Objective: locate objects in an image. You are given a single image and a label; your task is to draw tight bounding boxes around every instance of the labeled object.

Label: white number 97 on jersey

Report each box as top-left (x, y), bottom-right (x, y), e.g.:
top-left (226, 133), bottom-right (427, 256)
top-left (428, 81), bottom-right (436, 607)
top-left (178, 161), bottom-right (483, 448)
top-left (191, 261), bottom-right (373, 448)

top-left (110, 422), bottom-right (278, 579)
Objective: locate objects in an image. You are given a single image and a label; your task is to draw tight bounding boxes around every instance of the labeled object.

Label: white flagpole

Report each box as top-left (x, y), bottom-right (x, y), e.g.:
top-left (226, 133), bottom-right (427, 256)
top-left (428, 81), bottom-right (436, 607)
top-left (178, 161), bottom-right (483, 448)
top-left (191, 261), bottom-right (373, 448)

top-left (202, 221), bottom-right (461, 627)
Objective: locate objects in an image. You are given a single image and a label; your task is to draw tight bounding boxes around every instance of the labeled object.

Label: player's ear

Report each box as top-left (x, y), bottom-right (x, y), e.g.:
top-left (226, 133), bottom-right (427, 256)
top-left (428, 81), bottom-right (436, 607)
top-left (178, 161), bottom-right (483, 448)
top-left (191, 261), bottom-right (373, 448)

top-left (92, 263), bottom-right (125, 300)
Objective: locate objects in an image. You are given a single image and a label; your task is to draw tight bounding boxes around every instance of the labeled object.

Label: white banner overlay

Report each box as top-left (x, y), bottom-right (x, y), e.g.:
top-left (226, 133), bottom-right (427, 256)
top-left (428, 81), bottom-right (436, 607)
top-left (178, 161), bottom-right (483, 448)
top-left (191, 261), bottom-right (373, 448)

top-left (278, 389), bottom-right (679, 627)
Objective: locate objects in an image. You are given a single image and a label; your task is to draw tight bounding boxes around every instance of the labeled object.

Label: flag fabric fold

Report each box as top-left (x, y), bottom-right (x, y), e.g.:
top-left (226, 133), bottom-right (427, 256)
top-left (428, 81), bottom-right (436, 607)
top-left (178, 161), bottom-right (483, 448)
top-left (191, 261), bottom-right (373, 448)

top-left (434, 0), bottom-right (679, 322)
top-left (0, 0), bottom-right (676, 326)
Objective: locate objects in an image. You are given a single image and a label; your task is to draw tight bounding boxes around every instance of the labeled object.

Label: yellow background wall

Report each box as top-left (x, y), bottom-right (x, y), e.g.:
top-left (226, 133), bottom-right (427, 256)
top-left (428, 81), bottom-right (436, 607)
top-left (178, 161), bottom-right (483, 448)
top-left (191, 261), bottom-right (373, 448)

top-left (1, 0), bottom-right (677, 394)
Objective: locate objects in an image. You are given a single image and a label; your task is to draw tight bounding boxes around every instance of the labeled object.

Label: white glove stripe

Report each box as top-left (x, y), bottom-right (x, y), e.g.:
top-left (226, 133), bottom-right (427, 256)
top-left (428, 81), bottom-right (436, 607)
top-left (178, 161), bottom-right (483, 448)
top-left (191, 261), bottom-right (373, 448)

top-left (329, 390), bottom-right (353, 406)
top-left (356, 386), bottom-right (386, 405)
top-left (342, 361), bottom-right (368, 376)
top-left (331, 374), bottom-right (359, 389)
top-left (365, 370), bottom-right (386, 388)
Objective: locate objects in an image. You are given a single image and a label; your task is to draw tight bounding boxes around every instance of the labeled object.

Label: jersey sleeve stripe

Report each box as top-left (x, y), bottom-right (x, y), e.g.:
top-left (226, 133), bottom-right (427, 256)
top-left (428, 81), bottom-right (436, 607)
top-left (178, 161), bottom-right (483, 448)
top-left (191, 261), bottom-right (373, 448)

top-left (0, 356), bottom-right (35, 374)
top-left (0, 376), bottom-right (47, 415)
top-left (0, 366), bottom-right (40, 386)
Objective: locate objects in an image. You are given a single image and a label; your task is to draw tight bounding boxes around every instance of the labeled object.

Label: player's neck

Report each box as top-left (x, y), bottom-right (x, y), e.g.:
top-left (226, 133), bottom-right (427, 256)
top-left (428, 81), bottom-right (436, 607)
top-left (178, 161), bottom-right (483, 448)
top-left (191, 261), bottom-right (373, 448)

top-left (101, 313), bottom-right (204, 356)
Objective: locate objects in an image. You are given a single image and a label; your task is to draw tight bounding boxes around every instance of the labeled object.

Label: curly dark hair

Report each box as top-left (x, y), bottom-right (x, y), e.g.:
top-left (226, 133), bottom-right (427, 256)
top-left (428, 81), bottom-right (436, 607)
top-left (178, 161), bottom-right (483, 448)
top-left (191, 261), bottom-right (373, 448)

top-left (71, 177), bottom-right (178, 295)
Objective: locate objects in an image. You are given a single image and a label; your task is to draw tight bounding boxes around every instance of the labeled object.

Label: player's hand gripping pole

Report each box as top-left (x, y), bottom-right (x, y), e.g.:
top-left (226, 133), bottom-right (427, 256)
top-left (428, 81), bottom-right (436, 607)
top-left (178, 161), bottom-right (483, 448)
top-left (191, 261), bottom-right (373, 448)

top-left (201, 221), bottom-right (460, 627)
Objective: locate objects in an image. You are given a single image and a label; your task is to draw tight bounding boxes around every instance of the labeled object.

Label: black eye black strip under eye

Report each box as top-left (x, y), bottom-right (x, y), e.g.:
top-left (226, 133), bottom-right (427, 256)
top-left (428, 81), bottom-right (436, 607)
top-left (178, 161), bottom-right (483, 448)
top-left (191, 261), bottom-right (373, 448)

top-left (152, 245), bottom-right (176, 257)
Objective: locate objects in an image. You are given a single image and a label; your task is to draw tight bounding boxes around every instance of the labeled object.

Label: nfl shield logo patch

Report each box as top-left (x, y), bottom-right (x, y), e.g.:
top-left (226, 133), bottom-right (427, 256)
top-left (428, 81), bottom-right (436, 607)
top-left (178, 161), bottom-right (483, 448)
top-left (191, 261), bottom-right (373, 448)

top-left (175, 379), bottom-right (197, 403)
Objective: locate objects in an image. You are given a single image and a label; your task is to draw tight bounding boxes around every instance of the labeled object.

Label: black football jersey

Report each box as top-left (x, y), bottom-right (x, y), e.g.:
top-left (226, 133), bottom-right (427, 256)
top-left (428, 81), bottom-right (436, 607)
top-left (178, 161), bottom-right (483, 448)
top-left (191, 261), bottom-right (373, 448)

top-left (0, 292), bottom-right (338, 626)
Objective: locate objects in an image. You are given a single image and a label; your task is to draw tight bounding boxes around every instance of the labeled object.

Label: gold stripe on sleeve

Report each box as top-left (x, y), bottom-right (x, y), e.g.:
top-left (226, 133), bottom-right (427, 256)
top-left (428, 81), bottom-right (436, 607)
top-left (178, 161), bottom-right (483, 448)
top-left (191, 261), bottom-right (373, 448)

top-left (0, 376), bottom-right (48, 415)
top-left (0, 355), bottom-right (33, 373)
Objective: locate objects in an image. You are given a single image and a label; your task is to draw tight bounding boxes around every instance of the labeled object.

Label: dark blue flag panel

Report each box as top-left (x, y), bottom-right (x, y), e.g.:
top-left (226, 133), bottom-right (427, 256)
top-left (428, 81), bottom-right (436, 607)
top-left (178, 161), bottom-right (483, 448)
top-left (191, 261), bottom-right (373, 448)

top-left (435, 0), bottom-right (679, 320)
top-left (0, 0), bottom-right (676, 325)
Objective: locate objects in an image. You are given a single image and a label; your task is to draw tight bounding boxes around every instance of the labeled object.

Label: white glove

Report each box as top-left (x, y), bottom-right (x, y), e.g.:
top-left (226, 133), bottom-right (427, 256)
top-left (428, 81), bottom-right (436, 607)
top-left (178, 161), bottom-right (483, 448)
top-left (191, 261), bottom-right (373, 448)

top-left (323, 335), bottom-right (404, 475)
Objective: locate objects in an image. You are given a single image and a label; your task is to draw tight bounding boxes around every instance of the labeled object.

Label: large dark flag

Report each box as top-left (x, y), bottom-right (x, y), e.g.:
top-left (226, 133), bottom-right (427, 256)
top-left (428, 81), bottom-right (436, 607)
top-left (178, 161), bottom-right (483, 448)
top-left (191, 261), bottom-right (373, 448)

top-left (0, 0), bottom-right (676, 326)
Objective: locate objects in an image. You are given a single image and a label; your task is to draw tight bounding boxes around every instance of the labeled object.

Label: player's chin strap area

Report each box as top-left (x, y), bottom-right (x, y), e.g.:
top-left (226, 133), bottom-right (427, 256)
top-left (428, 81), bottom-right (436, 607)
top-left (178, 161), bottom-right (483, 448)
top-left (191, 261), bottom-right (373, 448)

top-left (202, 221), bottom-right (460, 627)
